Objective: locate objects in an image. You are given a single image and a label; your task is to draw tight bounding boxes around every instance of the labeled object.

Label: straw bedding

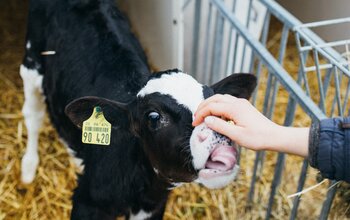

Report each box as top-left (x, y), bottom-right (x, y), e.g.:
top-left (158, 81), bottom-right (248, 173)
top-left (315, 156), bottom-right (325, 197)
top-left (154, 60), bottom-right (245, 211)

top-left (1, 1), bottom-right (350, 219)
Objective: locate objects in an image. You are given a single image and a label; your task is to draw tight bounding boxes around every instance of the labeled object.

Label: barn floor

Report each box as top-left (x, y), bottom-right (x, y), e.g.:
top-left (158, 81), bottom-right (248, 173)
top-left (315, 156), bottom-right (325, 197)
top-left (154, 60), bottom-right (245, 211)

top-left (1, 0), bottom-right (350, 220)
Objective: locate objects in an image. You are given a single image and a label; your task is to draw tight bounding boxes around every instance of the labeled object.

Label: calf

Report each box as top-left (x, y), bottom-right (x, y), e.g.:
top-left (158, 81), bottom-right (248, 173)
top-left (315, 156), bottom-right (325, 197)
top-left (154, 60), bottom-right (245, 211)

top-left (20, 0), bottom-right (256, 219)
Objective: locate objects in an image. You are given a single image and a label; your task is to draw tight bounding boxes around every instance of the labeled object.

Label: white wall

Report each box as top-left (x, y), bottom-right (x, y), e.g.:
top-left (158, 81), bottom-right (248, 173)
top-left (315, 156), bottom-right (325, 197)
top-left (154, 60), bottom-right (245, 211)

top-left (118, 0), bottom-right (184, 71)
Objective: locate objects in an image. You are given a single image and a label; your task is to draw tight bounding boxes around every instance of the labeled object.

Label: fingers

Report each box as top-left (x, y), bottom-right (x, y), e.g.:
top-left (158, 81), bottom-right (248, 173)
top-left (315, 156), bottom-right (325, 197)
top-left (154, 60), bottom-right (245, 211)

top-left (193, 94), bottom-right (242, 126)
top-left (193, 102), bottom-right (236, 126)
top-left (196, 94), bottom-right (237, 113)
top-left (204, 116), bottom-right (242, 142)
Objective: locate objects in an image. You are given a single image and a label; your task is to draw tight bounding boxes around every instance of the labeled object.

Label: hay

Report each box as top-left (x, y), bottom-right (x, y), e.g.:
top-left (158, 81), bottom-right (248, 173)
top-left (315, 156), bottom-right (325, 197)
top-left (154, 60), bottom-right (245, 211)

top-left (1, 1), bottom-right (350, 220)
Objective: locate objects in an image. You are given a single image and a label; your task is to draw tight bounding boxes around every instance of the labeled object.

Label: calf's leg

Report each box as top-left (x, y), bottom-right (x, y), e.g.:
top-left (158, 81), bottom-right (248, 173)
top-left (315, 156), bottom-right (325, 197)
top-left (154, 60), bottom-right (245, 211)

top-left (20, 64), bottom-right (45, 184)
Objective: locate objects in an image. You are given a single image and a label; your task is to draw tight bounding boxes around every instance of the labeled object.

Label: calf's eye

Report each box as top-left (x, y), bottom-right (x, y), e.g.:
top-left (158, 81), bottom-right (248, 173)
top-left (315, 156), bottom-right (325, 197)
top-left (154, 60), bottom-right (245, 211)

top-left (148, 112), bottom-right (160, 122)
top-left (147, 111), bottom-right (161, 129)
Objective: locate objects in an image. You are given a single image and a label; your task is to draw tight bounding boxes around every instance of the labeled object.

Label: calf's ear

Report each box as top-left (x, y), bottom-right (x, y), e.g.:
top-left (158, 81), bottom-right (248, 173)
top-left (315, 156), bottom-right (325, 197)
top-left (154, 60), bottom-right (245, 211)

top-left (65, 96), bottom-right (133, 130)
top-left (210, 73), bottom-right (257, 99)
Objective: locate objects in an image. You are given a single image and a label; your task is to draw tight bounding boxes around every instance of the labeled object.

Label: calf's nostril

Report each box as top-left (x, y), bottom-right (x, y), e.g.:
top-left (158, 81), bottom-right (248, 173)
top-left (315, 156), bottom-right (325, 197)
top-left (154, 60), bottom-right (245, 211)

top-left (198, 132), bottom-right (209, 142)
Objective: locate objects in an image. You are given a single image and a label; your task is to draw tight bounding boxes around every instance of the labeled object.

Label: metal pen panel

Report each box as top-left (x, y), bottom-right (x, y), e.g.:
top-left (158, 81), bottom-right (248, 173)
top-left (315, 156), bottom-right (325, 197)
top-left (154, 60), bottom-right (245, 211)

top-left (191, 0), bottom-right (202, 79)
top-left (210, 8), bottom-right (225, 84)
top-left (186, 0), bottom-right (349, 218)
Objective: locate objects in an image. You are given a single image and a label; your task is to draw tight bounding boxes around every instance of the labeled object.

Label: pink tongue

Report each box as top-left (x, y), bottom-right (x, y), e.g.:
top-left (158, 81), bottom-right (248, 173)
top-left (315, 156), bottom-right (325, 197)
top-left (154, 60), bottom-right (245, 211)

top-left (205, 145), bottom-right (236, 171)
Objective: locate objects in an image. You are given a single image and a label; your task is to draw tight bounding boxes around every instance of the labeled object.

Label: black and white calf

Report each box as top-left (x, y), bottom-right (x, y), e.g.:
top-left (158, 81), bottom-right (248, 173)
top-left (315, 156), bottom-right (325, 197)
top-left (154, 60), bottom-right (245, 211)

top-left (20, 0), bottom-right (256, 219)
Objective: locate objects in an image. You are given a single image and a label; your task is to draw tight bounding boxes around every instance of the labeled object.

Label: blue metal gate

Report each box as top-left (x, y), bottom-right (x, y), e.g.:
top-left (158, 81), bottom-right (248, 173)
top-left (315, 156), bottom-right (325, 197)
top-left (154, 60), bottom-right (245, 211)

top-left (185, 0), bottom-right (350, 219)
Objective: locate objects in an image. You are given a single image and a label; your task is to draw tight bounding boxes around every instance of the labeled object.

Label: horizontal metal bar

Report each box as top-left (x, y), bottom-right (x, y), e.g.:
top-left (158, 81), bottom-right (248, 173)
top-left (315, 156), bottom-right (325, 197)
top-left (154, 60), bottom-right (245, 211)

top-left (304, 64), bottom-right (333, 72)
top-left (211, 0), bottom-right (327, 121)
top-left (295, 17), bottom-right (350, 29)
top-left (300, 39), bottom-right (350, 52)
top-left (297, 30), bottom-right (350, 77)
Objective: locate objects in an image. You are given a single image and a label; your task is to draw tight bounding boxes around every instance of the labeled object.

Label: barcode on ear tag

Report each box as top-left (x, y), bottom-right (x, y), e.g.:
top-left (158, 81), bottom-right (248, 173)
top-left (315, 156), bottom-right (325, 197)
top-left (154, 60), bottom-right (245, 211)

top-left (82, 106), bottom-right (111, 146)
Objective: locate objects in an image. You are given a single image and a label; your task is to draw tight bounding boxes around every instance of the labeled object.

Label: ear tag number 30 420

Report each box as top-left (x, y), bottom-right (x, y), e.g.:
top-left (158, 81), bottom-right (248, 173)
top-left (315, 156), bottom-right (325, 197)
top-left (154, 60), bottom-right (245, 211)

top-left (82, 106), bottom-right (111, 146)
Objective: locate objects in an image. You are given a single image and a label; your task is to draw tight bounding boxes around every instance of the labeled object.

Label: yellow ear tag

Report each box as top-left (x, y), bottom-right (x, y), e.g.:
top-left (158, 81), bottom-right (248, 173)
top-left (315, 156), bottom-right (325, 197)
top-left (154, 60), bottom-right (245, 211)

top-left (82, 106), bottom-right (111, 146)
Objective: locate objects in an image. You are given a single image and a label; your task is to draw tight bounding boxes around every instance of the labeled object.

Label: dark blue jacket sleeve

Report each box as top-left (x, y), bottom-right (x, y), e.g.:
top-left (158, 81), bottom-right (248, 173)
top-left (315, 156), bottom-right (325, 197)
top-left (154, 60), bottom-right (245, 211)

top-left (308, 117), bottom-right (350, 183)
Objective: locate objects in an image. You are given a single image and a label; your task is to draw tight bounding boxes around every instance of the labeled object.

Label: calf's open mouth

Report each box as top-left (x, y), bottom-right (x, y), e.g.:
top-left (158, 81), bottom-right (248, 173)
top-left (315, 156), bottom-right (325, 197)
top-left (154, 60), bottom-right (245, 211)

top-left (198, 144), bottom-right (237, 179)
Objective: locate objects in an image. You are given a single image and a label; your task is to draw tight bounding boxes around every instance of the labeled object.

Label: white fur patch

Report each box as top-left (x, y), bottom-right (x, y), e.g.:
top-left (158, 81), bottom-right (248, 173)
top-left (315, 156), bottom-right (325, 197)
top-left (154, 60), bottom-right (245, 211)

top-left (190, 123), bottom-right (216, 169)
top-left (190, 123), bottom-right (239, 189)
top-left (65, 145), bottom-right (84, 172)
top-left (153, 168), bottom-right (159, 174)
top-left (167, 182), bottom-right (183, 190)
top-left (137, 72), bottom-right (204, 114)
top-left (20, 65), bottom-right (45, 184)
top-left (195, 165), bottom-right (240, 189)
top-left (129, 210), bottom-right (152, 220)
top-left (26, 41), bottom-right (31, 49)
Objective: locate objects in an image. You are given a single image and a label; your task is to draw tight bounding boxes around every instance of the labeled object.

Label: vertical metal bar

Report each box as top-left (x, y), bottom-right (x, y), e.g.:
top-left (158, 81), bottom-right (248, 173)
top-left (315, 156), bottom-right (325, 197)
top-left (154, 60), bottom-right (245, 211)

top-left (330, 68), bottom-right (343, 117)
top-left (265, 153), bottom-right (285, 220)
top-left (257, 27), bottom-right (290, 189)
top-left (266, 115), bottom-right (296, 220)
top-left (249, 49), bottom-right (256, 74)
top-left (248, 63), bottom-right (273, 205)
top-left (295, 32), bottom-right (311, 95)
top-left (240, 0), bottom-right (253, 72)
top-left (247, 151), bottom-right (262, 208)
top-left (203, 2), bottom-right (213, 84)
top-left (252, 12), bottom-right (271, 105)
top-left (224, 0), bottom-right (238, 75)
top-left (267, 26), bottom-right (289, 119)
top-left (210, 5), bottom-right (225, 84)
top-left (231, 32), bottom-right (240, 73)
top-left (191, 0), bottom-right (202, 79)
top-left (289, 159), bottom-right (309, 220)
top-left (266, 73), bottom-right (295, 220)
top-left (321, 67), bottom-right (333, 96)
top-left (284, 42), bottom-right (310, 130)
top-left (313, 49), bottom-right (326, 112)
top-left (319, 181), bottom-right (338, 220)
top-left (289, 50), bottom-right (311, 219)
top-left (264, 74), bottom-right (274, 117)
top-left (334, 67), bottom-right (344, 117)
top-left (247, 12), bottom-right (271, 207)
top-left (342, 80), bottom-right (350, 115)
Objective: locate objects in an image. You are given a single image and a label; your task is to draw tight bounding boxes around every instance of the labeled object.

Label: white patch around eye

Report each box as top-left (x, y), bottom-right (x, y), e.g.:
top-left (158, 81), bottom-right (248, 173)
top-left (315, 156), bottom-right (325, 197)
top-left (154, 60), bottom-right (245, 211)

top-left (137, 72), bottom-right (204, 114)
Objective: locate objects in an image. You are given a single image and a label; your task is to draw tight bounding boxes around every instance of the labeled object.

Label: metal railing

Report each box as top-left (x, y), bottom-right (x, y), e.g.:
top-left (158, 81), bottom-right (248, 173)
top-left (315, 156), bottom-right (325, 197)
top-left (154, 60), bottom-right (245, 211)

top-left (185, 0), bottom-right (350, 219)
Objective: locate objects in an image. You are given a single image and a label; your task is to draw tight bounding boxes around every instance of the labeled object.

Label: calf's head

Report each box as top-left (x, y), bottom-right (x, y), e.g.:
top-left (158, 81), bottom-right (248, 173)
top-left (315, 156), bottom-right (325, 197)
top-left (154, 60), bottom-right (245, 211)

top-left (66, 69), bottom-right (256, 189)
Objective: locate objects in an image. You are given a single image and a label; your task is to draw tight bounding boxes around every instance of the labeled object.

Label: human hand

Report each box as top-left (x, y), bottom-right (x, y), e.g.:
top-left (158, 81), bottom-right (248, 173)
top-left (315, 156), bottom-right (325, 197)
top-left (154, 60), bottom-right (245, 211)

top-left (192, 94), bottom-right (279, 151)
top-left (192, 94), bottom-right (309, 156)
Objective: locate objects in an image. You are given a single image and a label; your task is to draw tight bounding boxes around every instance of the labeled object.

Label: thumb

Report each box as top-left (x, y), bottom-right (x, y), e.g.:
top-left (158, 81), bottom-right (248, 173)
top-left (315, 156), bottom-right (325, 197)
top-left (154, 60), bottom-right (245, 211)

top-left (204, 116), bottom-right (240, 141)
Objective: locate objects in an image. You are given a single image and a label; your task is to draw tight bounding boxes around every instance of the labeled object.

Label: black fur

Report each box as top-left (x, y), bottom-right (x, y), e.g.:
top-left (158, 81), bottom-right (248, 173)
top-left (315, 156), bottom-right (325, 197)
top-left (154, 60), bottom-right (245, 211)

top-left (149, 68), bottom-right (182, 79)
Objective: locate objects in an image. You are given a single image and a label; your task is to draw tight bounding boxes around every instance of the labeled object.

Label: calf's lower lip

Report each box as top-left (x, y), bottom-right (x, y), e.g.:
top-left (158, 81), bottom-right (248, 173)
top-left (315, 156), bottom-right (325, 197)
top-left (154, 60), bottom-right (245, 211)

top-left (198, 144), bottom-right (237, 179)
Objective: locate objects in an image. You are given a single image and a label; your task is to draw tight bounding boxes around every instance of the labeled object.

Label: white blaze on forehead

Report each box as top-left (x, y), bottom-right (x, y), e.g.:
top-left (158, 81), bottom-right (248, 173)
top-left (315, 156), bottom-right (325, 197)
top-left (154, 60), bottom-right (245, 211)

top-left (137, 72), bottom-right (204, 114)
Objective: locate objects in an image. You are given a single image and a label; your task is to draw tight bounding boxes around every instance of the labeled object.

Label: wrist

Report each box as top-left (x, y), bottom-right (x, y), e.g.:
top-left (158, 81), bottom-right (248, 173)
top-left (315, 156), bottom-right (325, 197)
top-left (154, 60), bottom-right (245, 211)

top-left (262, 124), bottom-right (286, 151)
top-left (266, 126), bottom-right (309, 157)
